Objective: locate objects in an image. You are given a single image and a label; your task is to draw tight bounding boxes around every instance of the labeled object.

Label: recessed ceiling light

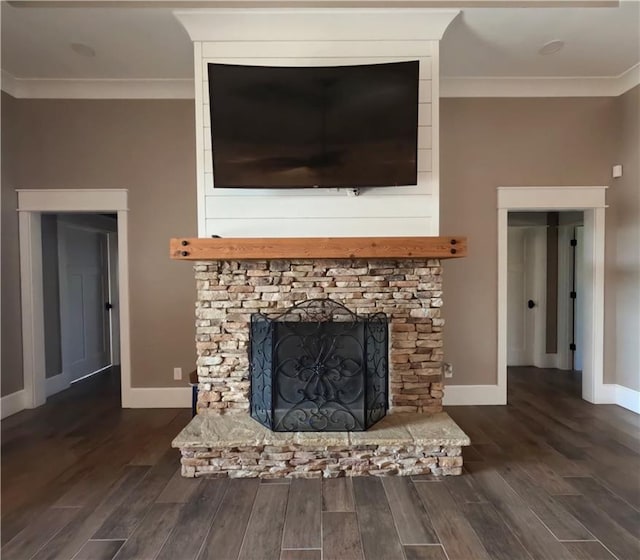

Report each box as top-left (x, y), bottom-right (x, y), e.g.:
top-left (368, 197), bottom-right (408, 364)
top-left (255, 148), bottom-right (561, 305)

top-left (539, 40), bottom-right (565, 56)
top-left (70, 42), bottom-right (96, 58)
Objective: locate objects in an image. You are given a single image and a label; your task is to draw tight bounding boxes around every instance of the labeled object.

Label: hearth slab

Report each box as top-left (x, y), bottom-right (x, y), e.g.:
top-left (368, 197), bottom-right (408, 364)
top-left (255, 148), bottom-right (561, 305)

top-left (173, 413), bottom-right (470, 478)
top-left (172, 412), bottom-right (469, 450)
top-left (350, 412), bottom-right (470, 447)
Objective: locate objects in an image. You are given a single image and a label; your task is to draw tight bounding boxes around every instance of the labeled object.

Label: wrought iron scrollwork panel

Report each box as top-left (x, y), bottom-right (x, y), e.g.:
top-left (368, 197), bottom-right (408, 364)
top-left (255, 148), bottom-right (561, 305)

top-left (249, 315), bottom-right (274, 429)
top-left (365, 312), bottom-right (389, 427)
top-left (249, 299), bottom-right (388, 432)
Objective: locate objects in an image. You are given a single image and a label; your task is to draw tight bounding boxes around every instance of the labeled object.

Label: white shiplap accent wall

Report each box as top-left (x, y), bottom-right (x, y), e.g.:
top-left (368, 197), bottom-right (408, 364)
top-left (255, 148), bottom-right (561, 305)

top-left (175, 9), bottom-right (459, 238)
top-left (195, 41), bottom-right (438, 238)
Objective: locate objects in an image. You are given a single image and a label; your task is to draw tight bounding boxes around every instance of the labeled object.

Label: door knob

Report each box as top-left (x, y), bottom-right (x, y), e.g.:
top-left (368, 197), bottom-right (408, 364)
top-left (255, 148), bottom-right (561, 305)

top-left (527, 300), bottom-right (535, 309)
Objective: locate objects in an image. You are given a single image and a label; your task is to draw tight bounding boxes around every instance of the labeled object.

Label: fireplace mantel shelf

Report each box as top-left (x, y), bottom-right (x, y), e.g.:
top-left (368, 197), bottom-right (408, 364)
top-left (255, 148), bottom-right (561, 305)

top-left (170, 236), bottom-right (467, 261)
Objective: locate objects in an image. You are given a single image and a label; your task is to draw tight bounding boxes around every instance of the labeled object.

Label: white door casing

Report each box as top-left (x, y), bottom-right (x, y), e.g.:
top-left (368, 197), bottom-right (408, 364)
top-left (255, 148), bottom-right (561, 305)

top-left (17, 189), bottom-right (131, 409)
top-left (497, 186), bottom-right (607, 405)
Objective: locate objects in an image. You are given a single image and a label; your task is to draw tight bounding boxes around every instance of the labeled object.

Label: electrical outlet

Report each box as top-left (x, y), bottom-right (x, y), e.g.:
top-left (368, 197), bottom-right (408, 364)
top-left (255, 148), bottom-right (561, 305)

top-left (444, 363), bottom-right (454, 378)
top-left (612, 164), bottom-right (623, 178)
top-left (173, 367), bottom-right (182, 381)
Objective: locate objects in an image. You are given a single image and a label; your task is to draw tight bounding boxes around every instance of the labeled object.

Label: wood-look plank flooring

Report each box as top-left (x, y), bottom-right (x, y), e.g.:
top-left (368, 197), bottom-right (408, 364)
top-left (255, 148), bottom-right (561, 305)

top-left (2, 366), bottom-right (639, 559)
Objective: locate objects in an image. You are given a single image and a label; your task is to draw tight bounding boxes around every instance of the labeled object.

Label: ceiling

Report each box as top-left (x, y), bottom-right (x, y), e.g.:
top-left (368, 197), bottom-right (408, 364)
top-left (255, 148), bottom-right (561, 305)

top-left (2, 1), bottom-right (639, 93)
top-left (441, 3), bottom-right (639, 78)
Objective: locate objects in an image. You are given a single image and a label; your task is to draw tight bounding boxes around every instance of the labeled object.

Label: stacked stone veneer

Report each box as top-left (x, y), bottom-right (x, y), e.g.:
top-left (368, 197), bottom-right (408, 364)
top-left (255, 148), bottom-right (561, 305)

top-left (181, 443), bottom-right (462, 478)
top-left (174, 414), bottom-right (468, 479)
top-left (194, 258), bottom-right (445, 415)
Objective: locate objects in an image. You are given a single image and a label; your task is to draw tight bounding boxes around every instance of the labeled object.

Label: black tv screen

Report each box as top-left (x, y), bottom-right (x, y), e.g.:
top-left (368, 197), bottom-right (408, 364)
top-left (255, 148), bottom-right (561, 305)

top-left (207, 61), bottom-right (419, 189)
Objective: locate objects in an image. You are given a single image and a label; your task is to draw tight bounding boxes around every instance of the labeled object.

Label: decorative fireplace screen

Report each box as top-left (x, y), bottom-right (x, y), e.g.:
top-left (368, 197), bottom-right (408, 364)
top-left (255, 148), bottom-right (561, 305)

top-left (249, 299), bottom-right (388, 432)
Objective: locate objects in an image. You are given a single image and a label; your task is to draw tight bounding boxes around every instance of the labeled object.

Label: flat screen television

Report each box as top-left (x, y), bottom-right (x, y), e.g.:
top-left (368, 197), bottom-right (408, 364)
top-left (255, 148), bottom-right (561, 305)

top-left (207, 61), bottom-right (419, 189)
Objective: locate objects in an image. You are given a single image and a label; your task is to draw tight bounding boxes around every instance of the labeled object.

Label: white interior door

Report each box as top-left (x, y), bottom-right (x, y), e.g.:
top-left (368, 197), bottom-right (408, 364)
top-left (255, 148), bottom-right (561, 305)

top-left (524, 227), bottom-right (549, 368)
top-left (507, 228), bottom-right (527, 365)
top-left (59, 223), bottom-right (112, 382)
top-left (508, 225), bottom-right (549, 367)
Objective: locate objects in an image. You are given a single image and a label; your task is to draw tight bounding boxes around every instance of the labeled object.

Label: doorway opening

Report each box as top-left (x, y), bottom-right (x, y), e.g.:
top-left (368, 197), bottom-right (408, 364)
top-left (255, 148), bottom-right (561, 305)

top-left (41, 213), bottom-right (120, 398)
top-left (17, 189), bottom-right (131, 409)
top-left (497, 186), bottom-right (607, 405)
top-left (506, 211), bottom-right (585, 396)
top-left (507, 211), bottom-right (585, 371)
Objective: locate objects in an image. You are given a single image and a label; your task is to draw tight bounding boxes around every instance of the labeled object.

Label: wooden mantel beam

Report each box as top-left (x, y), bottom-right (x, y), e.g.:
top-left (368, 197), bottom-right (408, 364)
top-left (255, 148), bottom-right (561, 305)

top-left (170, 236), bottom-right (467, 261)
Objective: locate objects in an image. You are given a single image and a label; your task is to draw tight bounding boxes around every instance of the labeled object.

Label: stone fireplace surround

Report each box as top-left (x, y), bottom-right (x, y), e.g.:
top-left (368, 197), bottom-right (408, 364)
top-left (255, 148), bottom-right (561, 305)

top-left (170, 7), bottom-right (470, 478)
top-left (194, 258), bottom-right (445, 414)
top-left (172, 241), bottom-right (470, 479)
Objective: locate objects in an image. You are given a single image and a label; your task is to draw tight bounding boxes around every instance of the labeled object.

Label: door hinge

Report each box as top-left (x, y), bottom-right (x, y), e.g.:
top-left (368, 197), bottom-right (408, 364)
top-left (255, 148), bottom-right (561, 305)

top-left (570, 343), bottom-right (577, 351)
top-left (570, 291), bottom-right (577, 299)
top-left (570, 239), bottom-right (577, 247)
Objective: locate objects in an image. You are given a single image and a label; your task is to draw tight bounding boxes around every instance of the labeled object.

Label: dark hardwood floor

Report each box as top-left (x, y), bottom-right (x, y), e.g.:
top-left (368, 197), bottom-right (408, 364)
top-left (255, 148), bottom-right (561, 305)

top-left (2, 367), bottom-right (639, 560)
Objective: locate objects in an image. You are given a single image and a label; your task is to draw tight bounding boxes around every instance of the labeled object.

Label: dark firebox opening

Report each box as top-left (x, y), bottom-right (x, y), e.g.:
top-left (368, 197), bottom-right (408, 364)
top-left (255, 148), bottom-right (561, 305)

top-left (249, 299), bottom-right (388, 432)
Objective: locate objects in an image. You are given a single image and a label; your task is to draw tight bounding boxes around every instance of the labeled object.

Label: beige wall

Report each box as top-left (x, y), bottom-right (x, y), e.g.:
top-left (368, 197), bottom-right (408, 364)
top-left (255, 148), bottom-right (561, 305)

top-left (2, 92), bottom-right (636, 397)
top-left (439, 97), bottom-right (618, 386)
top-left (0, 93), bottom-right (197, 393)
top-left (612, 86), bottom-right (640, 392)
top-left (1, 93), bottom-right (24, 396)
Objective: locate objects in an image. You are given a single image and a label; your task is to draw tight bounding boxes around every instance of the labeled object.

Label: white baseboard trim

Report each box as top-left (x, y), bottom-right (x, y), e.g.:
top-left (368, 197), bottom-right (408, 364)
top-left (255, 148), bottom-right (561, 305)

top-left (45, 372), bottom-right (70, 398)
top-left (443, 384), bottom-right (506, 406)
top-left (122, 387), bottom-right (191, 408)
top-left (1, 390), bottom-right (28, 419)
top-left (442, 381), bottom-right (638, 411)
top-left (614, 384), bottom-right (640, 414)
top-left (594, 383), bottom-right (617, 404)
top-left (533, 355), bottom-right (560, 370)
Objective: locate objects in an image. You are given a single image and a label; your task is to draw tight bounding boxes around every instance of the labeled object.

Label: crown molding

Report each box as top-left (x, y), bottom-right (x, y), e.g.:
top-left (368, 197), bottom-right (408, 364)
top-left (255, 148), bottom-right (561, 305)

top-left (441, 64), bottom-right (640, 98)
top-left (8, 1), bottom-right (619, 7)
top-left (1, 73), bottom-right (194, 99)
top-left (614, 62), bottom-right (640, 96)
top-left (3, 64), bottom-right (638, 100)
top-left (1, 70), bottom-right (20, 97)
top-left (174, 8), bottom-right (460, 41)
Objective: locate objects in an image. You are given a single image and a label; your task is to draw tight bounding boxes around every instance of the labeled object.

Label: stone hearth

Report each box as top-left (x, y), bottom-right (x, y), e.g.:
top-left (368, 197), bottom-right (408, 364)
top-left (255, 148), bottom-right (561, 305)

top-left (173, 413), bottom-right (469, 479)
